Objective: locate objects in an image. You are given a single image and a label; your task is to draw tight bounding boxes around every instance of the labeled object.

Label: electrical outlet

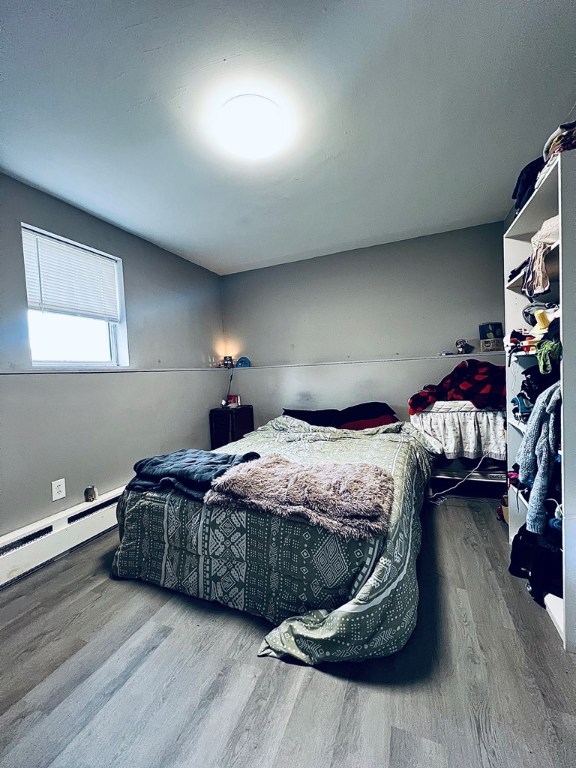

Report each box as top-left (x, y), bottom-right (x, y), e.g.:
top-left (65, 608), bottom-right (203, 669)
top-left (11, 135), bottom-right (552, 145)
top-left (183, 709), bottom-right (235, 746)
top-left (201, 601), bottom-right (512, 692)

top-left (51, 478), bottom-right (66, 501)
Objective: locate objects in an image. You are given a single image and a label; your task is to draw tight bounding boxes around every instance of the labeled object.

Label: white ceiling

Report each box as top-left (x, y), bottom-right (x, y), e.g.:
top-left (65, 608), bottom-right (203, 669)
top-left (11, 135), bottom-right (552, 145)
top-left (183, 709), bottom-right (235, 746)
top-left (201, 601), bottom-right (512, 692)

top-left (2, 1), bottom-right (575, 274)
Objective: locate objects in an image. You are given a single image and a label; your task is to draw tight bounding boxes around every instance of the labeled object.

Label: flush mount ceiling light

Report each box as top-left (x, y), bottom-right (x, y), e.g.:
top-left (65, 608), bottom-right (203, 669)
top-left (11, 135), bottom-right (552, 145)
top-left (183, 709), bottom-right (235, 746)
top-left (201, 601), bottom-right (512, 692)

top-left (210, 94), bottom-right (295, 160)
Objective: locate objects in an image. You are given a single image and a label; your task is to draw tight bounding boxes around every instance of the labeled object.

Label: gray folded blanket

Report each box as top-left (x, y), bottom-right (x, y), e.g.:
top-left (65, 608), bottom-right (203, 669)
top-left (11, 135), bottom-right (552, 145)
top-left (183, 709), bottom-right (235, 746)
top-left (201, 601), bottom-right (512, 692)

top-left (126, 448), bottom-right (260, 501)
top-left (204, 455), bottom-right (394, 540)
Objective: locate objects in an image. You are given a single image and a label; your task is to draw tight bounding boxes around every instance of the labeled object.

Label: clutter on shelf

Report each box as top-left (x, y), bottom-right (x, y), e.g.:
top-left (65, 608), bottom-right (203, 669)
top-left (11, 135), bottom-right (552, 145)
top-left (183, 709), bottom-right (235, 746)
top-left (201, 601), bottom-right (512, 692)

top-left (479, 322), bottom-right (504, 352)
top-left (505, 123), bottom-right (575, 645)
top-left (479, 322), bottom-right (503, 340)
top-left (511, 118), bottom-right (576, 218)
top-left (543, 119), bottom-right (576, 163)
top-left (216, 355), bottom-right (252, 368)
top-left (505, 303), bottom-right (561, 372)
top-left (523, 215), bottom-right (559, 299)
top-left (511, 392), bottom-right (533, 423)
top-left (512, 157), bottom-right (545, 214)
top-left (454, 338), bottom-right (474, 354)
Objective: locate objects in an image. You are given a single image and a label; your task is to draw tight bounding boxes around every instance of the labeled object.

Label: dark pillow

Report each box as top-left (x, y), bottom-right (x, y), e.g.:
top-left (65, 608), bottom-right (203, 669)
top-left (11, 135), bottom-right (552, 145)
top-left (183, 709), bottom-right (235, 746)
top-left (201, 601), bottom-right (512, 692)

top-left (282, 408), bottom-right (342, 428)
top-left (337, 402), bottom-right (397, 423)
top-left (283, 402), bottom-right (397, 429)
top-left (341, 414), bottom-right (399, 430)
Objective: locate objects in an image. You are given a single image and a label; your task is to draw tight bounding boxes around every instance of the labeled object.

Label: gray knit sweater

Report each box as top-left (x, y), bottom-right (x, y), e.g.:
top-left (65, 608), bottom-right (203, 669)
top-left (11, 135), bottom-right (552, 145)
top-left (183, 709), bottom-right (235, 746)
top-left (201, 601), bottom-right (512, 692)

top-left (516, 381), bottom-right (561, 533)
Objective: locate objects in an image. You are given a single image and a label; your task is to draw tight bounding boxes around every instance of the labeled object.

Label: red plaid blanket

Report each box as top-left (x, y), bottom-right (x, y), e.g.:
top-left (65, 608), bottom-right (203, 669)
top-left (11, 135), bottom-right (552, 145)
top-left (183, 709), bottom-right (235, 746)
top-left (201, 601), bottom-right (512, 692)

top-left (408, 359), bottom-right (506, 415)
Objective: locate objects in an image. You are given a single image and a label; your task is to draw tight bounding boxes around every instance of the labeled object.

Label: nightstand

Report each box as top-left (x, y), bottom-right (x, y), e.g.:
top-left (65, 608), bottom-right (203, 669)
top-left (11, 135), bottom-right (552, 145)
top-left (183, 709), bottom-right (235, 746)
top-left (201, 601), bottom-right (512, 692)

top-left (209, 405), bottom-right (254, 450)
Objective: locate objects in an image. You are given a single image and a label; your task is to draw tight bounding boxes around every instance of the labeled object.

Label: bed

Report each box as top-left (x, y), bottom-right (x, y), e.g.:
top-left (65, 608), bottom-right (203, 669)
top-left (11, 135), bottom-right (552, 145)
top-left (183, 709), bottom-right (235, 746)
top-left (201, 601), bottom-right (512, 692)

top-left (409, 400), bottom-right (506, 461)
top-left (407, 358), bottom-right (507, 468)
top-left (111, 416), bottom-right (440, 664)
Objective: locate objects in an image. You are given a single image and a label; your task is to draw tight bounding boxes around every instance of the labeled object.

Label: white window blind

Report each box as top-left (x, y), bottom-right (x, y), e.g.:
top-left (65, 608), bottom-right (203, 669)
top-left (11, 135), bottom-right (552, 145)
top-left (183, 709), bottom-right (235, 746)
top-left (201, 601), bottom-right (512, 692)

top-left (21, 227), bottom-right (121, 323)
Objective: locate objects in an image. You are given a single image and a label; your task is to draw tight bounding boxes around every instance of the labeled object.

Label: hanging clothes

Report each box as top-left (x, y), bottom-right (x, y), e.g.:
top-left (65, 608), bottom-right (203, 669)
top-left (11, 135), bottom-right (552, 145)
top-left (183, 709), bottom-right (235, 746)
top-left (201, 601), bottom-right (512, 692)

top-left (516, 381), bottom-right (561, 533)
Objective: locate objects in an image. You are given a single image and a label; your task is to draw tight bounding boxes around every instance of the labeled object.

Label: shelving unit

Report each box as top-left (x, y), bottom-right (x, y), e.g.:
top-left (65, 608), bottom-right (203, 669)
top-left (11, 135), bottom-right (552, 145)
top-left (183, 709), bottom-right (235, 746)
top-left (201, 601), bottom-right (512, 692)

top-left (503, 150), bottom-right (576, 652)
top-left (505, 241), bottom-right (560, 292)
top-left (509, 420), bottom-right (527, 435)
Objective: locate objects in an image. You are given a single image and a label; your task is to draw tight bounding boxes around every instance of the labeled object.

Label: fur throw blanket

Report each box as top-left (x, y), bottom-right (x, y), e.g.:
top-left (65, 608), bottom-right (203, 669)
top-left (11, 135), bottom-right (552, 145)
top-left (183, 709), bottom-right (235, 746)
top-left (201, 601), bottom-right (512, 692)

top-left (204, 455), bottom-right (394, 540)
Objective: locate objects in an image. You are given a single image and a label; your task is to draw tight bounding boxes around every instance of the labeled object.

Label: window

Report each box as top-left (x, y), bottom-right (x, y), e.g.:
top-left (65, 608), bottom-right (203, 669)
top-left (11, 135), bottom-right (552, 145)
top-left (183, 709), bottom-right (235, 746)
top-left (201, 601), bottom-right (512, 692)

top-left (21, 225), bottom-right (129, 367)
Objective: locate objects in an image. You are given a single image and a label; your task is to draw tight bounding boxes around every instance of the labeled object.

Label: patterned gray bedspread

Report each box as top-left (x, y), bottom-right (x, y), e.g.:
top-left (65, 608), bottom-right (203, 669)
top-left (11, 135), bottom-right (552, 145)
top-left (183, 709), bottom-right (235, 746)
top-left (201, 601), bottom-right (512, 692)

top-left (112, 417), bottom-right (440, 664)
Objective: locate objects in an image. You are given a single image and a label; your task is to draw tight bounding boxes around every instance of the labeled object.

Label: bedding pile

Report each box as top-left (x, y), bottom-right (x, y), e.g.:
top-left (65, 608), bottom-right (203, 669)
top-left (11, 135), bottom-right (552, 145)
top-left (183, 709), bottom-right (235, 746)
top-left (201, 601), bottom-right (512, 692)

top-left (408, 358), bottom-right (506, 414)
top-left (205, 454), bottom-right (394, 539)
top-left (125, 447), bottom-right (259, 500)
top-left (112, 417), bottom-right (441, 664)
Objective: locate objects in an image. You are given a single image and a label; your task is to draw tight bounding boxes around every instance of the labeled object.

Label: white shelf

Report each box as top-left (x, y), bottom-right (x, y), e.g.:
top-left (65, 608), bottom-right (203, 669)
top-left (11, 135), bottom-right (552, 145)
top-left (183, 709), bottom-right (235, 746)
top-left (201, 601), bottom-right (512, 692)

top-left (505, 241), bottom-right (560, 293)
top-left (544, 594), bottom-right (565, 641)
top-left (506, 271), bottom-right (525, 292)
top-left (504, 150), bottom-right (576, 653)
top-left (510, 420), bottom-right (527, 435)
top-left (505, 158), bottom-right (558, 239)
top-left (508, 482), bottom-right (528, 505)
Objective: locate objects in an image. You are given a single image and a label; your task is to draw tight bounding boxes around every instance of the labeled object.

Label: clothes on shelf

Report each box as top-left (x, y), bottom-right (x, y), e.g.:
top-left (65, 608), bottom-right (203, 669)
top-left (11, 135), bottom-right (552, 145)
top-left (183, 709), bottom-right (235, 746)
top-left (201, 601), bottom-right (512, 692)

top-left (512, 157), bottom-right (545, 213)
top-left (522, 215), bottom-right (559, 299)
top-left (507, 257), bottom-right (530, 284)
top-left (510, 120), bottom-right (576, 221)
top-left (543, 119), bottom-right (576, 163)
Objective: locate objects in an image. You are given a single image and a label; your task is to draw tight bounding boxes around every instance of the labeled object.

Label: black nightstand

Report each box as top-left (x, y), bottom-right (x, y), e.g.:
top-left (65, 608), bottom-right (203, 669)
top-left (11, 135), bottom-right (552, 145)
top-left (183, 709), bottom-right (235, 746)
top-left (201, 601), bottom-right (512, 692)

top-left (209, 405), bottom-right (254, 450)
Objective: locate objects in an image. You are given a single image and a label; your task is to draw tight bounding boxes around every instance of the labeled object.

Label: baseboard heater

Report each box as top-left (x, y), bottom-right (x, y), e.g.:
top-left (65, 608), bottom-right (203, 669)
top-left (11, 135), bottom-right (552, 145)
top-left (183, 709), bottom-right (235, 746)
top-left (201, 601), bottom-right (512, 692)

top-left (0, 486), bottom-right (125, 589)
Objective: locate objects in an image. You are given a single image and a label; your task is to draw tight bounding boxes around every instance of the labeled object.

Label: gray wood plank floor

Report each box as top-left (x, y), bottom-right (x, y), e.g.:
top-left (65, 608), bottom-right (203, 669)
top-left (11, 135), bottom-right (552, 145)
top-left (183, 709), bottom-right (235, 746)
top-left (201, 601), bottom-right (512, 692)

top-left (1, 497), bottom-right (575, 768)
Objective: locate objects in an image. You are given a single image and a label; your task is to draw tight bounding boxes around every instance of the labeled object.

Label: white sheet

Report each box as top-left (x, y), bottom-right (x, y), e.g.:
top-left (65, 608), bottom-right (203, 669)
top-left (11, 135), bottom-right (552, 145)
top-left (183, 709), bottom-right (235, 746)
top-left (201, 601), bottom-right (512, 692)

top-left (410, 401), bottom-right (506, 461)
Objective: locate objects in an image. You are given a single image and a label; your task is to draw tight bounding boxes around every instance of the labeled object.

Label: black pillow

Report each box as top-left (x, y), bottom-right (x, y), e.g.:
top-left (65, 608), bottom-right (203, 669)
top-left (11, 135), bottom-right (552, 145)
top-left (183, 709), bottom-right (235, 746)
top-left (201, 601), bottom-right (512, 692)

top-left (283, 402), bottom-right (396, 429)
top-left (282, 408), bottom-right (342, 428)
top-left (338, 402), bottom-right (396, 423)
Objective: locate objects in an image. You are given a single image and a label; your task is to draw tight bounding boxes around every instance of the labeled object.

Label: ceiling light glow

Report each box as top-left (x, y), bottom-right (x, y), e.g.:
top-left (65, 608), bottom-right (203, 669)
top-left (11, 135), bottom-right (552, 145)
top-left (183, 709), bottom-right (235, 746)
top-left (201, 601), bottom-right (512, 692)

top-left (209, 94), bottom-right (295, 160)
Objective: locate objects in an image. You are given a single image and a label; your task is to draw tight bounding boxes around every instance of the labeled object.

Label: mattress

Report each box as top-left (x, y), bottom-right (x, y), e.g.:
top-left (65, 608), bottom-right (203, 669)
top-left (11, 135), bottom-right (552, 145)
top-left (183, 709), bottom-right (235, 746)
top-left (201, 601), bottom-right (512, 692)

top-left (112, 417), bottom-right (439, 664)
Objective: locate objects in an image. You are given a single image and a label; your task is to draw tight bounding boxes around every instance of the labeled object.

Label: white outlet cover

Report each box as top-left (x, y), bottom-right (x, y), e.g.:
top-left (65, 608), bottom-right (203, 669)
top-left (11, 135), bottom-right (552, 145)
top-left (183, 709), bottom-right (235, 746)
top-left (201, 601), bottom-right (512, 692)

top-left (51, 478), bottom-right (66, 501)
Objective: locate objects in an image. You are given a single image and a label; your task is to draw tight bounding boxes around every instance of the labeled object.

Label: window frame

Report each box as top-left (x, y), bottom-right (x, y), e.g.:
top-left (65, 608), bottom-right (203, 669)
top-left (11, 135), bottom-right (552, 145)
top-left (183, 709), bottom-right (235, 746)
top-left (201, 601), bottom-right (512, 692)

top-left (21, 223), bottom-right (130, 370)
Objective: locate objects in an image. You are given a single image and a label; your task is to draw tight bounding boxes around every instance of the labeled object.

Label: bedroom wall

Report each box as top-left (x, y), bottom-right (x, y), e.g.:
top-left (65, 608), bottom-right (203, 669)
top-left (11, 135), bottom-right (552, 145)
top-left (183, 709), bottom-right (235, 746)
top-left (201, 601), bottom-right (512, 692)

top-left (229, 354), bottom-right (503, 426)
top-left (221, 223), bottom-right (505, 421)
top-left (0, 174), bottom-right (225, 536)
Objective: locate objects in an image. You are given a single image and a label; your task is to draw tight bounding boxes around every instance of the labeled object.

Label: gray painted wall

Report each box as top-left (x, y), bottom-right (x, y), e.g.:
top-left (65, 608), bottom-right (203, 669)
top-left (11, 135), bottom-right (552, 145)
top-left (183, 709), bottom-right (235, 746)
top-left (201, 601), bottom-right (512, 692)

top-left (0, 176), bottom-right (505, 538)
top-left (221, 224), bottom-right (505, 422)
top-left (221, 224), bottom-right (504, 365)
top-left (0, 174), bottom-right (225, 536)
top-left (230, 355), bottom-right (505, 428)
top-left (0, 371), bottom-right (223, 535)
top-left (0, 174), bottom-right (223, 372)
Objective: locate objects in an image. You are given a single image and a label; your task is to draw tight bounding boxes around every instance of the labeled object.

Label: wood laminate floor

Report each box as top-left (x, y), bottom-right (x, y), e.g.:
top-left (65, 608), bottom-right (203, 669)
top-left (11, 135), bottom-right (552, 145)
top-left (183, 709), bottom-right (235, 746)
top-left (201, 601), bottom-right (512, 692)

top-left (1, 497), bottom-right (575, 768)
